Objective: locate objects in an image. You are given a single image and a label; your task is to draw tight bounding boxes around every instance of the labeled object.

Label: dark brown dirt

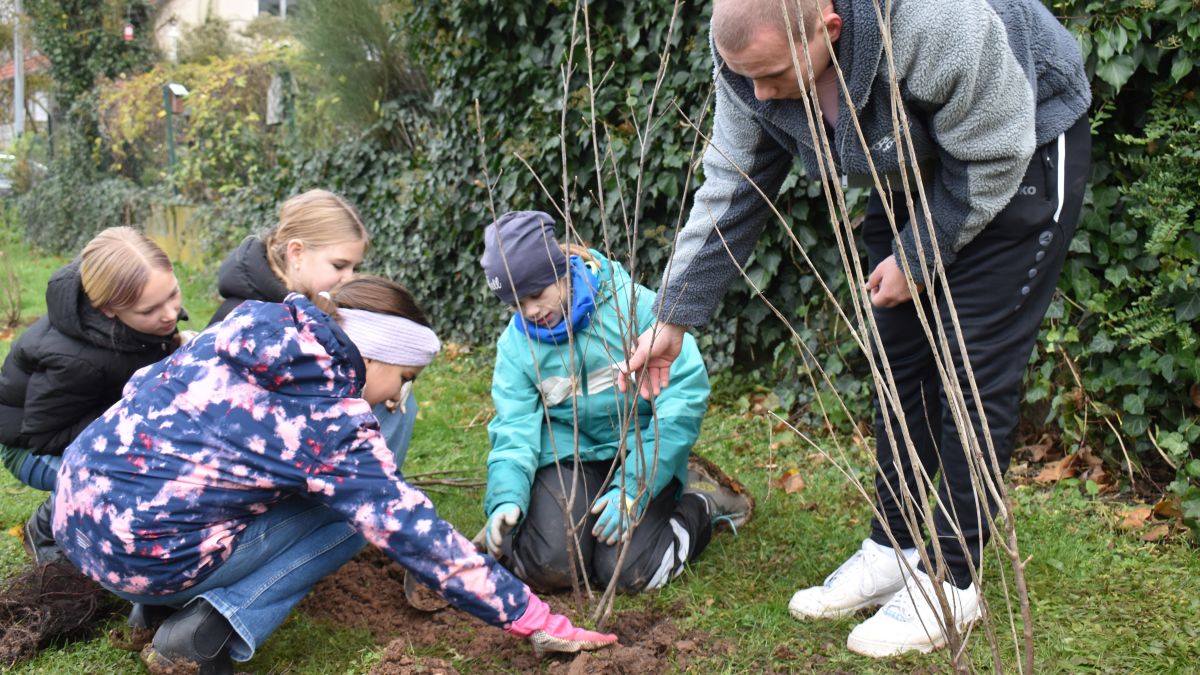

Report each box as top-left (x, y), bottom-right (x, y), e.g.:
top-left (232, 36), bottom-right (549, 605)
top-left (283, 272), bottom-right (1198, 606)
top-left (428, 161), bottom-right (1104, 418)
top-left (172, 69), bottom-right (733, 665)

top-left (301, 548), bottom-right (730, 673)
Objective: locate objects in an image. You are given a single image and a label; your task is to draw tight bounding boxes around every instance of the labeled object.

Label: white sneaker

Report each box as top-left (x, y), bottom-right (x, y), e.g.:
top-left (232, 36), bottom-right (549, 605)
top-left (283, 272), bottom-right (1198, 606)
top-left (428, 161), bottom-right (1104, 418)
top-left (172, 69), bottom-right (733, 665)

top-left (846, 568), bottom-right (982, 657)
top-left (788, 538), bottom-right (919, 620)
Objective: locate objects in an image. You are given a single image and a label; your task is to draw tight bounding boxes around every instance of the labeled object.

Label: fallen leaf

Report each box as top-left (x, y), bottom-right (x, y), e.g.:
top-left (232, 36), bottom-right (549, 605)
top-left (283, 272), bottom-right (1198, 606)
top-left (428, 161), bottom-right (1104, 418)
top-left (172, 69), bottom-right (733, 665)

top-left (1192, 383), bottom-right (1200, 409)
top-left (1035, 453), bottom-right (1080, 483)
top-left (1118, 506), bottom-right (1153, 530)
top-left (7, 525), bottom-right (21, 539)
top-left (1153, 496), bottom-right (1183, 520)
top-left (1142, 523), bottom-right (1170, 542)
top-left (1078, 447), bottom-right (1104, 468)
top-left (776, 468), bottom-right (806, 494)
top-left (1017, 434), bottom-right (1058, 463)
top-left (772, 420), bottom-right (790, 433)
top-left (749, 391), bottom-right (783, 416)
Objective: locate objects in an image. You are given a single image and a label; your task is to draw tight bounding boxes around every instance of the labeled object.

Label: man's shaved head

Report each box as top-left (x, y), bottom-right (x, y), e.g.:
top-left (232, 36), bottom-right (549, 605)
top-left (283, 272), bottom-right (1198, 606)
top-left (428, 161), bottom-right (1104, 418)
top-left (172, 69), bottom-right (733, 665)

top-left (712, 0), bottom-right (829, 53)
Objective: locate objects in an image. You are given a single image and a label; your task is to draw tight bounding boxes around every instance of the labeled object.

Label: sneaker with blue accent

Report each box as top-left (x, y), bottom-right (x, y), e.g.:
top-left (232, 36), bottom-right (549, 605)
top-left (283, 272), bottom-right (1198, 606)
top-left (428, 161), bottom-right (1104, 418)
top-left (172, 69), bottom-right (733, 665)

top-left (846, 567), bottom-right (981, 657)
top-left (788, 538), bottom-right (919, 620)
top-left (684, 454), bottom-right (754, 533)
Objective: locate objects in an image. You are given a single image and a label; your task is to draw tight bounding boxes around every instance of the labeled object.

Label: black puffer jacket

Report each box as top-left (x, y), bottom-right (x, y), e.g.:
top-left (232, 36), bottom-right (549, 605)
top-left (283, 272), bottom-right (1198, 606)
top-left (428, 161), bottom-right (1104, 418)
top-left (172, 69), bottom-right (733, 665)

top-left (208, 235), bottom-right (288, 325)
top-left (0, 261), bottom-right (179, 455)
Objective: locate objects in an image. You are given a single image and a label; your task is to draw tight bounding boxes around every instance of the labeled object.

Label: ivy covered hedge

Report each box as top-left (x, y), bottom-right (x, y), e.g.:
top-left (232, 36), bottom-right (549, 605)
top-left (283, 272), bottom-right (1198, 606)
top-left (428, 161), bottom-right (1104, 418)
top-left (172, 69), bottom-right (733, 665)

top-left (14, 0), bottom-right (1200, 536)
top-left (245, 0), bottom-right (1200, 537)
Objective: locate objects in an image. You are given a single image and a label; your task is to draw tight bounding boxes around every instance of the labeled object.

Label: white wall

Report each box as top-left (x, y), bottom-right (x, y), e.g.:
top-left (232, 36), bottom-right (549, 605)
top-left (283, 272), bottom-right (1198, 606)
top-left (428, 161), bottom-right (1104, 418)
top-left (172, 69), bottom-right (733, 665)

top-left (153, 0), bottom-right (262, 52)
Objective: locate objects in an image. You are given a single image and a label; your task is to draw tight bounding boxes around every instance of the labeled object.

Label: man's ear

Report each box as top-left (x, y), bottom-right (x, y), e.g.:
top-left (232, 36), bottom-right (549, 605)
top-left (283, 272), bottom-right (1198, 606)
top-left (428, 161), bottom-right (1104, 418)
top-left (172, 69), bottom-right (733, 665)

top-left (823, 11), bottom-right (843, 43)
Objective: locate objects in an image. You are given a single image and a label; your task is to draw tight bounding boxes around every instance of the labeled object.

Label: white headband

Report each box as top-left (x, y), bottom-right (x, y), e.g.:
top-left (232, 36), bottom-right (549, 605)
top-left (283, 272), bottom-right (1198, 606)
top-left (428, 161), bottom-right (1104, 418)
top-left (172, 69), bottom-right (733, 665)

top-left (338, 308), bottom-right (441, 367)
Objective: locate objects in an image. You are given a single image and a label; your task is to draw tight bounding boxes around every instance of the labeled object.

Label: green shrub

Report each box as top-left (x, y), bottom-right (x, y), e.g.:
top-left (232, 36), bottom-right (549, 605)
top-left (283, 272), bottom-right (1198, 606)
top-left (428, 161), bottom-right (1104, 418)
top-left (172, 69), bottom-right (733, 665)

top-left (1035, 0), bottom-right (1200, 539)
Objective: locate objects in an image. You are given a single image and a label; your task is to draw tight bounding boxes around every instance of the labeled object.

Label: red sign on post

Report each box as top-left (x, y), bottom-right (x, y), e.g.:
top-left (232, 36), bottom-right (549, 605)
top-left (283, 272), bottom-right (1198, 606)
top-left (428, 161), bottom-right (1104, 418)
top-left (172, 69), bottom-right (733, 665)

top-left (123, 23), bottom-right (134, 42)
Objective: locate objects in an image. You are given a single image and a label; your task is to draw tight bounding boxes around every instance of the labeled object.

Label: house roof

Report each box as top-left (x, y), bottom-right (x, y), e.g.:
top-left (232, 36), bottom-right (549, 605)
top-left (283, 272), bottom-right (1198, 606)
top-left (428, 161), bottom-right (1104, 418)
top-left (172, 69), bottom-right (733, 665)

top-left (0, 53), bottom-right (51, 82)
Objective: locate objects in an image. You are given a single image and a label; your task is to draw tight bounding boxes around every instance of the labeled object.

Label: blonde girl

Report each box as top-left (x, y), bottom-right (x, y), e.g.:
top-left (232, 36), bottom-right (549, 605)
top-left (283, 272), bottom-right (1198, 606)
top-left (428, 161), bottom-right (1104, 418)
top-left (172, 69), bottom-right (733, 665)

top-left (208, 190), bottom-right (419, 468)
top-left (208, 188), bottom-right (368, 323)
top-left (0, 226), bottom-right (187, 563)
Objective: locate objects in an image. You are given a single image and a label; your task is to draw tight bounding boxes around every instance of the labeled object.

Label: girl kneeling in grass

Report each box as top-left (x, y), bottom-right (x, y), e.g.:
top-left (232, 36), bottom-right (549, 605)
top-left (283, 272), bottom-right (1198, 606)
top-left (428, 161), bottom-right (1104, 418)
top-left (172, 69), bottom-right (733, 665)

top-left (0, 226), bottom-right (189, 564)
top-left (53, 277), bottom-right (615, 672)
top-left (209, 189), bottom-right (419, 470)
top-left (479, 211), bottom-right (752, 595)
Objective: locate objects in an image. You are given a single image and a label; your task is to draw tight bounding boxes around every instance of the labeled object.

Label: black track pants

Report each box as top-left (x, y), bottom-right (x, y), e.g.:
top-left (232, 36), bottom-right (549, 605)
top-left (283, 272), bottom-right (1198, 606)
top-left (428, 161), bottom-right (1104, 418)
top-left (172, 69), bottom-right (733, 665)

top-left (865, 116), bottom-right (1091, 588)
top-left (503, 461), bottom-right (712, 594)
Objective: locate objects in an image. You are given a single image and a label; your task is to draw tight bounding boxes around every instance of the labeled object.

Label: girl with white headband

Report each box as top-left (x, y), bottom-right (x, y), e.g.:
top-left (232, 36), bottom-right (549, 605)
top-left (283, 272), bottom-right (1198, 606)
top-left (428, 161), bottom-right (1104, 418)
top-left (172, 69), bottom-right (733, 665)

top-left (52, 276), bottom-right (616, 672)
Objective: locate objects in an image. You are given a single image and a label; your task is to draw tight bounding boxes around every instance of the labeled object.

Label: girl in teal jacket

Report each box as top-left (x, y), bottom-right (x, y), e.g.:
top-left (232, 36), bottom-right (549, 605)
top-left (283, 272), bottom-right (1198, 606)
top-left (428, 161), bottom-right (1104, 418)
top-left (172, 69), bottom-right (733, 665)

top-left (479, 211), bottom-right (716, 594)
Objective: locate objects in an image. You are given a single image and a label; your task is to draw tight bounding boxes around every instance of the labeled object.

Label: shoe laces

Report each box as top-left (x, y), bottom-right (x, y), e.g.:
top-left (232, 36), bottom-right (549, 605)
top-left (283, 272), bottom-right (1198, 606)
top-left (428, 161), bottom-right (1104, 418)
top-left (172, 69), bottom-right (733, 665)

top-left (712, 513), bottom-right (741, 535)
top-left (881, 573), bottom-right (947, 624)
top-left (823, 546), bottom-right (874, 589)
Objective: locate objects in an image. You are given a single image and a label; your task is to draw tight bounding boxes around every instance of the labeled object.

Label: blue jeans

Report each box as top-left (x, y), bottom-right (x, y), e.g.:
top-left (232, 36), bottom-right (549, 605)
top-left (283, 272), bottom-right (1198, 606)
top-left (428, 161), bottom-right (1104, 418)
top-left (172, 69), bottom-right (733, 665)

top-left (0, 445), bottom-right (61, 491)
top-left (373, 391), bottom-right (417, 471)
top-left (111, 496), bottom-right (365, 661)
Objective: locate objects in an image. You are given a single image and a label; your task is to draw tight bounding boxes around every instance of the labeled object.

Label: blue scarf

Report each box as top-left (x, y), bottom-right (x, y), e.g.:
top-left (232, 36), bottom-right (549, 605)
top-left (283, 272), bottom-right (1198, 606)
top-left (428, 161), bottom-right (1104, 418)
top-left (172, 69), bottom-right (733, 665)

top-left (515, 256), bottom-right (600, 345)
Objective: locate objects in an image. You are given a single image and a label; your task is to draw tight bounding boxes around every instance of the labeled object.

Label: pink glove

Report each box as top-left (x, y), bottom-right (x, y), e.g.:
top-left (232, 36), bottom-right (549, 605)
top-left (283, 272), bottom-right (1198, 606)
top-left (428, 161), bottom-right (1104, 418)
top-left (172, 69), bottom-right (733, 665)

top-left (505, 593), bottom-right (618, 655)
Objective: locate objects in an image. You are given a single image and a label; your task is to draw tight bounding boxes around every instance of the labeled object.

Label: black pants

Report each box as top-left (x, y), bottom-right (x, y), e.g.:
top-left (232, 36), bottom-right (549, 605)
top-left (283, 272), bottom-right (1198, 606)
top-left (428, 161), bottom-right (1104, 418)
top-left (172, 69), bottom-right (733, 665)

top-left (865, 116), bottom-right (1091, 588)
top-left (504, 461), bottom-right (712, 594)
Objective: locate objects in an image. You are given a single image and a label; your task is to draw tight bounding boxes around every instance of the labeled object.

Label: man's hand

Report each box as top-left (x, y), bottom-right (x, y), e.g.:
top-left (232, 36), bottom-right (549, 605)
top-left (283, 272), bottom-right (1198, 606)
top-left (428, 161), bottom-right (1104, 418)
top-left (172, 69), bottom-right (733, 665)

top-left (617, 322), bottom-right (685, 400)
top-left (865, 255), bottom-right (924, 308)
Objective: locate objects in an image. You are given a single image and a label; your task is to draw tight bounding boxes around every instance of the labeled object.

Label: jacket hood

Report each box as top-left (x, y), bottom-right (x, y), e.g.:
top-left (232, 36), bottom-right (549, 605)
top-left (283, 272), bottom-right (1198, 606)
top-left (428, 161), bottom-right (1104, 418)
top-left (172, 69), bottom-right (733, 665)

top-left (45, 260), bottom-right (178, 353)
top-left (217, 236), bottom-right (289, 305)
top-left (211, 294), bottom-right (365, 398)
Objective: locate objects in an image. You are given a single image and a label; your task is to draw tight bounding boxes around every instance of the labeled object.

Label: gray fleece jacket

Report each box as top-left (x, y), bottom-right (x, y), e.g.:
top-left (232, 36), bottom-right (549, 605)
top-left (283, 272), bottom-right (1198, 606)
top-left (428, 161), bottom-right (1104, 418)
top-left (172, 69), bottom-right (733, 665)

top-left (655, 0), bottom-right (1091, 326)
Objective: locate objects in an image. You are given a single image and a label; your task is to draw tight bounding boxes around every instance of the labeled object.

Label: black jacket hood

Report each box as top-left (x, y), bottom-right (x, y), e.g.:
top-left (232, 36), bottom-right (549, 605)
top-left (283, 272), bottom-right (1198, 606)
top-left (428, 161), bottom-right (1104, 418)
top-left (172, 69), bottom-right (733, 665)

top-left (45, 260), bottom-right (180, 353)
top-left (217, 236), bottom-right (289, 306)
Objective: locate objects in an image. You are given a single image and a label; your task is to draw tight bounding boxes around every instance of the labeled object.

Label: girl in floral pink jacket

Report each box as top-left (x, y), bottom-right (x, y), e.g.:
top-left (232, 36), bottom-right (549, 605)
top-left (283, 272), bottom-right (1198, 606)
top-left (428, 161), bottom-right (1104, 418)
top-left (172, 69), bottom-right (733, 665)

top-left (54, 278), bottom-right (613, 672)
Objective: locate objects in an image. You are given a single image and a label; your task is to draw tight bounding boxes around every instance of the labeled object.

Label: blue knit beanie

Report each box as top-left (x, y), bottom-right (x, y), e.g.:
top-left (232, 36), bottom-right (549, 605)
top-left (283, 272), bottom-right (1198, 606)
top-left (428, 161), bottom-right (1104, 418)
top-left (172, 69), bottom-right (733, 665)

top-left (480, 211), bottom-right (568, 304)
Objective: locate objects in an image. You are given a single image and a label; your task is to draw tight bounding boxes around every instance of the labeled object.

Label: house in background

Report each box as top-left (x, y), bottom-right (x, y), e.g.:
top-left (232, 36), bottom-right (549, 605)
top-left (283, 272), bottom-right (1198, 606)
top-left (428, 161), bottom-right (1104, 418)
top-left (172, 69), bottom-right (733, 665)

top-left (153, 0), bottom-right (299, 60)
top-left (0, 51), bottom-right (51, 146)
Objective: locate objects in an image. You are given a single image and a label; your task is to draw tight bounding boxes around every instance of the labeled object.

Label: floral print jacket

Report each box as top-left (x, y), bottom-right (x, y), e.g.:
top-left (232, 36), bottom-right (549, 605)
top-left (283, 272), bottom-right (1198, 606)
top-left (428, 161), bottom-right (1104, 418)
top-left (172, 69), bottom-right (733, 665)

top-left (54, 295), bottom-right (529, 627)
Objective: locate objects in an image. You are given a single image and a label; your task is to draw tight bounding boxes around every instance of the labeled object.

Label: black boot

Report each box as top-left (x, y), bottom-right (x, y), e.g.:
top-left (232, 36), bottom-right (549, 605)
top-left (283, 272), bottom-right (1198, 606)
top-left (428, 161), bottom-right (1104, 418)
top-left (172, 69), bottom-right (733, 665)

top-left (129, 602), bottom-right (178, 629)
top-left (142, 599), bottom-right (235, 675)
top-left (23, 497), bottom-right (64, 566)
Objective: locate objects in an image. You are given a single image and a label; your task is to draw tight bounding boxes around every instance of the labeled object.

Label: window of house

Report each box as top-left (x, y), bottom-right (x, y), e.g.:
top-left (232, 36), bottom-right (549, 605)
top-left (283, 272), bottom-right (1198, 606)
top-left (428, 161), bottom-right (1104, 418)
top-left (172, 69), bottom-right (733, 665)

top-left (258, 0), bottom-right (300, 16)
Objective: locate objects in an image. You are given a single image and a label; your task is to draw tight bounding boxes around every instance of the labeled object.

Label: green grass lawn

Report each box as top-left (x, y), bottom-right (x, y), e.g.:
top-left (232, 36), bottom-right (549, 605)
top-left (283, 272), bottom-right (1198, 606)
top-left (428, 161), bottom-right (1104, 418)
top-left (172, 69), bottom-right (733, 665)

top-left (1, 233), bottom-right (1197, 673)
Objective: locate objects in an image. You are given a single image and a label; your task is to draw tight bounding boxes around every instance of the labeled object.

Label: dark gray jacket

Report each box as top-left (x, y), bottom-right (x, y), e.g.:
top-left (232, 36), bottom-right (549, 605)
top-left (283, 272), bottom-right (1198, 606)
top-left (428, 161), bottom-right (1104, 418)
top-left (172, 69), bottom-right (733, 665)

top-left (656, 0), bottom-right (1091, 325)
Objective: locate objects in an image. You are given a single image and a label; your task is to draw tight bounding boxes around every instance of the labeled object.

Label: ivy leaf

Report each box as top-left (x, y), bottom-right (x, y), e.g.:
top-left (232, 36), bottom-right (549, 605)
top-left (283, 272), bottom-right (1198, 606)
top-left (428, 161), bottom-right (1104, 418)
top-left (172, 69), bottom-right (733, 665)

top-left (1096, 54), bottom-right (1137, 92)
top-left (1175, 291), bottom-right (1200, 323)
top-left (1170, 56), bottom-right (1194, 83)
top-left (1088, 331), bottom-right (1116, 354)
top-left (1104, 264), bottom-right (1129, 287)
top-left (1122, 393), bottom-right (1145, 416)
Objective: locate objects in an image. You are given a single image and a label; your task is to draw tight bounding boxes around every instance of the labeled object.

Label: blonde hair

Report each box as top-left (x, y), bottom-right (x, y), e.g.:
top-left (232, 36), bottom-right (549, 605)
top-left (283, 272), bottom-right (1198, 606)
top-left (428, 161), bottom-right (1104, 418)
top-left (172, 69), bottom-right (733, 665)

top-left (712, 0), bottom-right (826, 53)
top-left (264, 189), bottom-right (370, 286)
top-left (79, 227), bottom-right (173, 312)
top-left (561, 243), bottom-right (595, 263)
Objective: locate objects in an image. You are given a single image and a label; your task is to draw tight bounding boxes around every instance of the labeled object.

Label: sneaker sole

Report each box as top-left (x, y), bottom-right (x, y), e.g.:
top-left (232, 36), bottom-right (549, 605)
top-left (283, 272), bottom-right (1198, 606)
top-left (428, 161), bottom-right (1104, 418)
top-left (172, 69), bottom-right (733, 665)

top-left (788, 594), bottom-right (891, 621)
top-left (847, 632), bottom-right (942, 657)
top-left (845, 616), bottom-right (979, 658)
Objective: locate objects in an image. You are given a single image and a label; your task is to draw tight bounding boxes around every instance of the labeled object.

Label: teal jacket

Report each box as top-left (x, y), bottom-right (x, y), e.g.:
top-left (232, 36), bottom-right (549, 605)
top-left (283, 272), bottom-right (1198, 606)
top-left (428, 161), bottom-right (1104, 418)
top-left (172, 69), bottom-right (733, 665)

top-left (485, 251), bottom-right (710, 518)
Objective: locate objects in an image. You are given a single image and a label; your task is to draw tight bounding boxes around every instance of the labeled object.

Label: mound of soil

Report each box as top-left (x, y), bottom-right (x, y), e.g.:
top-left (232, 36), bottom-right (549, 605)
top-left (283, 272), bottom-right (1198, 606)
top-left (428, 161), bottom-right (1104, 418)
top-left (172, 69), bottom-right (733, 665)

top-left (300, 548), bottom-right (730, 673)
